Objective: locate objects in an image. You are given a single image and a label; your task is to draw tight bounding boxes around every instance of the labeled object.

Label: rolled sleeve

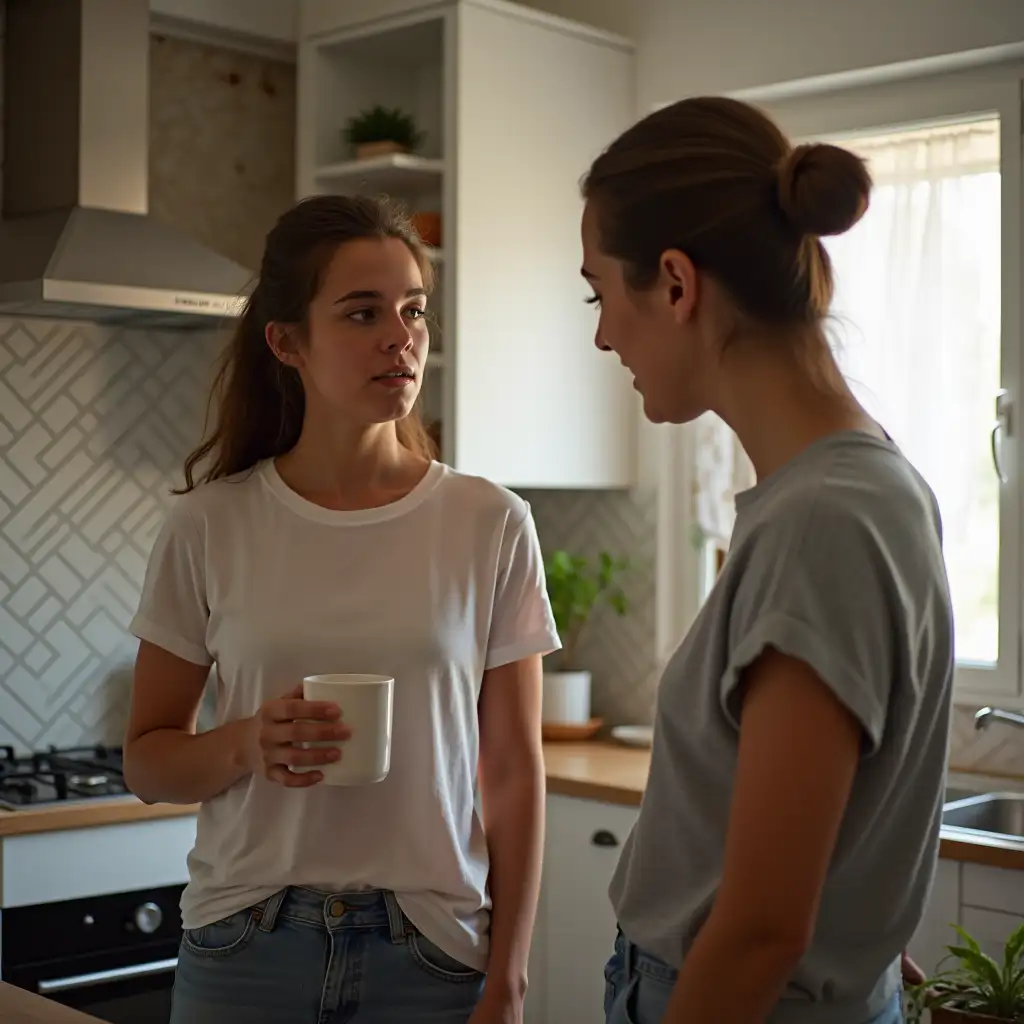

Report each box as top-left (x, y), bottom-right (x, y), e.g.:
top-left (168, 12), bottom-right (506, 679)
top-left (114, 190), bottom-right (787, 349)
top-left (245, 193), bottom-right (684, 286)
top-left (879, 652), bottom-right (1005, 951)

top-left (720, 500), bottom-right (895, 754)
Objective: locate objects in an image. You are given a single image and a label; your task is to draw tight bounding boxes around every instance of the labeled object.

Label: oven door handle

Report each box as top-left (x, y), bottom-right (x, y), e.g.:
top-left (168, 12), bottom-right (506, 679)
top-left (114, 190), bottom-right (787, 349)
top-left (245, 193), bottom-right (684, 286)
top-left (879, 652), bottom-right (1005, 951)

top-left (37, 957), bottom-right (178, 994)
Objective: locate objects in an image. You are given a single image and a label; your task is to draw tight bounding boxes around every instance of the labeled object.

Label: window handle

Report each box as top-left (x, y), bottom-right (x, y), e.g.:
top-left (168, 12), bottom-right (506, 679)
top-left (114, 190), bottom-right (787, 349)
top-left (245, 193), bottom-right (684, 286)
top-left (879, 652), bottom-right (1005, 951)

top-left (992, 389), bottom-right (1011, 484)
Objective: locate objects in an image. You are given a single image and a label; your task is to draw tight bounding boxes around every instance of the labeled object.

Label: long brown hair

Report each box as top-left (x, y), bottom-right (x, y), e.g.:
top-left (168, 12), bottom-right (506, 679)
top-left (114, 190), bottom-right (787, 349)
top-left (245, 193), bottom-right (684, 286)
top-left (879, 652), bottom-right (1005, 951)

top-left (582, 96), bottom-right (872, 330)
top-left (178, 195), bottom-right (436, 493)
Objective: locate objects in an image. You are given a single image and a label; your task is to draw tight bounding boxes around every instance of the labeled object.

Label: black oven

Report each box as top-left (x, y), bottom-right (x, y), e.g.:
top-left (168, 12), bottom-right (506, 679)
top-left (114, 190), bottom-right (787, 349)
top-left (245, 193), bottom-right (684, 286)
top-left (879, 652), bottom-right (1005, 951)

top-left (1, 883), bottom-right (185, 1023)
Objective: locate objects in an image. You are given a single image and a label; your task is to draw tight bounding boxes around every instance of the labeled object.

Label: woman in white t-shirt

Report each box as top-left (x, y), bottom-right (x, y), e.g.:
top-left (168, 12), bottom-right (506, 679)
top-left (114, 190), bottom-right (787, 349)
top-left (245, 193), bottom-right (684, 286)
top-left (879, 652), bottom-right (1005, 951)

top-left (124, 194), bottom-right (560, 1024)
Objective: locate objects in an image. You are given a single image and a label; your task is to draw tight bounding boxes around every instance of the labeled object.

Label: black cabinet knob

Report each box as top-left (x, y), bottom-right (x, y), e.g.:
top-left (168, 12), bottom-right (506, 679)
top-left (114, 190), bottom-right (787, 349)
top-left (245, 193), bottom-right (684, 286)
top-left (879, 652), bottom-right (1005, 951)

top-left (591, 829), bottom-right (619, 847)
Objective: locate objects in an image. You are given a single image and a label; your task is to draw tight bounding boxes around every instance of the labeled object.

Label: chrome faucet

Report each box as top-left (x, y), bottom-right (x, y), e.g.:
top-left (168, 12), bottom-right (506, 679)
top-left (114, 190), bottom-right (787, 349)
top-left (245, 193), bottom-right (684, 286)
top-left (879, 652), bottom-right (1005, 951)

top-left (974, 706), bottom-right (1024, 731)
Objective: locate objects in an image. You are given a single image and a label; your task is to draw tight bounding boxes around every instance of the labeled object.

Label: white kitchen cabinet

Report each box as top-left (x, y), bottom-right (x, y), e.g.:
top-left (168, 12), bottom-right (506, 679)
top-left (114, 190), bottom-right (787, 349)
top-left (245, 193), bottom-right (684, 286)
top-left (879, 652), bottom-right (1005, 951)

top-left (536, 794), bottom-right (638, 1024)
top-left (959, 862), bottom-right (1024, 961)
top-left (960, 906), bottom-right (1023, 960)
top-left (297, 0), bottom-right (637, 488)
top-left (905, 857), bottom-right (1024, 1024)
top-left (961, 862), bottom-right (1024, 917)
top-left (0, 816), bottom-right (196, 907)
top-left (906, 858), bottom-right (961, 981)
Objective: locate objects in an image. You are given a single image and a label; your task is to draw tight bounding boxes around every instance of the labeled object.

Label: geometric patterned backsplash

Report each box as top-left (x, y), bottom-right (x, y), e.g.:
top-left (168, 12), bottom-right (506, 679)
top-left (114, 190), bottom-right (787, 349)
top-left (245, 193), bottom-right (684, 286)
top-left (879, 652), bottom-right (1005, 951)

top-left (948, 705), bottom-right (1024, 779)
top-left (518, 486), bottom-right (661, 728)
top-left (0, 317), bottom-right (219, 752)
top-left (1, 315), bottom-right (1020, 775)
top-left (0, 316), bottom-right (657, 754)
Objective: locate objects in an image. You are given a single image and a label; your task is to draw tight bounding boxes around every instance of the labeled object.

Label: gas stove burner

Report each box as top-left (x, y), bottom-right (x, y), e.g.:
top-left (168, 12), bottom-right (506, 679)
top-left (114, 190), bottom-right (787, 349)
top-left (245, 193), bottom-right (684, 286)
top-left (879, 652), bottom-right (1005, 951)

top-left (0, 744), bottom-right (129, 809)
top-left (69, 774), bottom-right (111, 789)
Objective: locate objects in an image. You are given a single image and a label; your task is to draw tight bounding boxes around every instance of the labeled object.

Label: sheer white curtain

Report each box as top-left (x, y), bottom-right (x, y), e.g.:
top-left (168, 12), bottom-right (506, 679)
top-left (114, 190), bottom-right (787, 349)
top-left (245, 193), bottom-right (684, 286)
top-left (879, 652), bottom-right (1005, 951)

top-left (690, 118), bottom-right (1001, 661)
top-left (692, 414), bottom-right (754, 551)
top-left (826, 120), bottom-right (1001, 665)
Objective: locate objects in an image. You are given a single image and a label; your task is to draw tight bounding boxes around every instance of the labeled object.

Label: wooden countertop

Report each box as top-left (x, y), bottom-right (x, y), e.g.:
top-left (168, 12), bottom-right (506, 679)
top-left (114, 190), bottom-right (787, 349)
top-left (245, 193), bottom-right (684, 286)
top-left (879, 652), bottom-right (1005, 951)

top-left (0, 793), bottom-right (199, 837)
top-left (542, 741), bottom-right (1024, 873)
top-left (0, 982), bottom-right (102, 1023)
top-left (544, 740), bottom-right (651, 806)
top-left (0, 740), bottom-right (1021, 871)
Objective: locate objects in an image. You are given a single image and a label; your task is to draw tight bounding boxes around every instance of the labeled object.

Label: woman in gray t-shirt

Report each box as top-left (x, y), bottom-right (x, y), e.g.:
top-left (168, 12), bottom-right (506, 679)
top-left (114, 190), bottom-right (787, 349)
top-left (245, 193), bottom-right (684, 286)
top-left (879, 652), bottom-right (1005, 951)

top-left (579, 97), bottom-right (954, 1024)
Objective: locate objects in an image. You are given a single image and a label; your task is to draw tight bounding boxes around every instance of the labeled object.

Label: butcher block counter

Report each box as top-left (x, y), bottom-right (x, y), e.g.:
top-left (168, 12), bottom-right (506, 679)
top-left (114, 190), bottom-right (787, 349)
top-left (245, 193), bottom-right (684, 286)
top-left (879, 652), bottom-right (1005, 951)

top-left (0, 981), bottom-right (102, 1023)
top-left (542, 740), bottom-right (1024, 872)
top-left (1, 740), bottom-right (1021, 870)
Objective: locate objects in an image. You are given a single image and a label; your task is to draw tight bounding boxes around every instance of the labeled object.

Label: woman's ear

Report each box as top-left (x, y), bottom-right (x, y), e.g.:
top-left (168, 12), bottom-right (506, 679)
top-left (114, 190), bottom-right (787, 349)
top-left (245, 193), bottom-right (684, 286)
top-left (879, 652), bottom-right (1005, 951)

top-left (265, 322), bottom-right (302, 369)
top-left (659, 249), bottom-right (698, 325)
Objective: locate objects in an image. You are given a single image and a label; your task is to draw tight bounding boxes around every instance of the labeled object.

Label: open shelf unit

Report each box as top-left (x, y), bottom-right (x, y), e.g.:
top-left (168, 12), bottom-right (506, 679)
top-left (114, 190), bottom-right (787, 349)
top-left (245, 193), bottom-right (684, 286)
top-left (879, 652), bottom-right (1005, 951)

top-left (297, 0), bottom-right (638, 488)
top-left (299, 9), bottom-right (452, 460)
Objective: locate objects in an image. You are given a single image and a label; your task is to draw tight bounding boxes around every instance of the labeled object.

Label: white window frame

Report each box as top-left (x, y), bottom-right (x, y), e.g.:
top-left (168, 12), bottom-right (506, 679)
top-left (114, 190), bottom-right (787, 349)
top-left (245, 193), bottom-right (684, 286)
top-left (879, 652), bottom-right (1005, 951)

top-left (661, 62), bottom-right (1024, 708)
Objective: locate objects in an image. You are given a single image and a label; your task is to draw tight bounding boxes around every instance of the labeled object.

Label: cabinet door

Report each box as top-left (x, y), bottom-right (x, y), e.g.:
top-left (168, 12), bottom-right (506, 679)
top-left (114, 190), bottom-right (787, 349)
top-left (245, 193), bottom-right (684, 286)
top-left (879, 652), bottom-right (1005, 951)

top-left (453, 3), bottom-right (637, 487)
top-left (524, 859), bottom-right (547, 1024)
top-left (906, 858), bottom-right (961, 980)
top-left (543, 794), bottom-right (639, 1024)
top-left (962, 862), bottom-right (1024, 918)
top-left (960, 906), bottom-right (1024, 960)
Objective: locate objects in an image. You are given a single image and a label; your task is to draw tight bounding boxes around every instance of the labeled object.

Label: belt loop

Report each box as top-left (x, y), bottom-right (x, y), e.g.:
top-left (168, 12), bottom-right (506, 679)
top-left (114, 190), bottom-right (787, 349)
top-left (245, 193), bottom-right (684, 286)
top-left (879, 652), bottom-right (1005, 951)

top-left (256, 888), bottom-right (288, 933)
top-left (382, 890), bottom-right (407, 943)
top-left (626, 936), bottom-right (636, 979)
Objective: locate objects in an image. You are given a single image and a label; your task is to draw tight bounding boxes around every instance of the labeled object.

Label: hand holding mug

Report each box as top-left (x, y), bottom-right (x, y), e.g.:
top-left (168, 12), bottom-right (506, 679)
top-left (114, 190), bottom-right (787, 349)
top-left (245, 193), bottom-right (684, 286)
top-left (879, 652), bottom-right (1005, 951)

top-left (250, 684), bottom-right (350, 787)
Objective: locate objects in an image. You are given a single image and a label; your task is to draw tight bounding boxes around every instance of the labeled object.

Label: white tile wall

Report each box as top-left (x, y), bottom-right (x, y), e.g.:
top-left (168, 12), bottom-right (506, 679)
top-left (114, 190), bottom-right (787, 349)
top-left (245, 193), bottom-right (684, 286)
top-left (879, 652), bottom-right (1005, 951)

top-left (0, 317), bottom-right (219, 751)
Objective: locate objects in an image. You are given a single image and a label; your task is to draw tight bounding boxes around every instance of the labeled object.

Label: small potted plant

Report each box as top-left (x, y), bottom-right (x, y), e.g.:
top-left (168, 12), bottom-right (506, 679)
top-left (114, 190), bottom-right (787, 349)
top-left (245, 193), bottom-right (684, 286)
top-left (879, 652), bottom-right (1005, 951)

top-left (343, 105), bottom-right (424, 161)
top-left (905, 922), bottom-right (1024, 1023)
top-left (543, 549), bottom-right (628, 736)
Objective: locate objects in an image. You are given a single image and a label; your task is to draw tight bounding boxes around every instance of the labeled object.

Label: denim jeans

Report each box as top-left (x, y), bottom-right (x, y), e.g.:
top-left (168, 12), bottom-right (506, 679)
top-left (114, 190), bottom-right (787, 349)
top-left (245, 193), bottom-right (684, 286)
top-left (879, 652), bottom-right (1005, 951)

top-left (604, 929), bottom-right (904, 1024)
top-left (170, 887), bottom-right (485, 1024)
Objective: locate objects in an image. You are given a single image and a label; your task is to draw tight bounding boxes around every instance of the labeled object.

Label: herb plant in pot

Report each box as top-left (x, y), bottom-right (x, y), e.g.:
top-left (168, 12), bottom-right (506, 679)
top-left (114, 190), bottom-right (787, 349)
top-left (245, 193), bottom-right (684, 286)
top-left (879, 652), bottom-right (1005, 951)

top-left (543, 550), bottom-right (628, 739)
top-left (343, 105), bottom-right (424, 161)
top-left (906, 922), bottom-right (1024, 1023)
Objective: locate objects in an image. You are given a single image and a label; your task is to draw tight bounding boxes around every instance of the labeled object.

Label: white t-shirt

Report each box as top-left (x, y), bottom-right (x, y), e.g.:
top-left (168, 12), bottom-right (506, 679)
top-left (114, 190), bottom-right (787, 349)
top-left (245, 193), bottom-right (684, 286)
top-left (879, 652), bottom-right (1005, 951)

top-left (129, 458), bottom-right (560, 971)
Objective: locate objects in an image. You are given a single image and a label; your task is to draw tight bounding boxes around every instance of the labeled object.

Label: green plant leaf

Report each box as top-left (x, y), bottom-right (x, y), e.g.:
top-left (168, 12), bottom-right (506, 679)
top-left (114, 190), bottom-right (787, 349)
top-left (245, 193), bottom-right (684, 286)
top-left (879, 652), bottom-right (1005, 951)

top-left (343, 105), bottom-right (424, 150)
top-left (544, 549), bottom-right (630, 670)
top-left (913, 923), bottom-right (1024, 1018)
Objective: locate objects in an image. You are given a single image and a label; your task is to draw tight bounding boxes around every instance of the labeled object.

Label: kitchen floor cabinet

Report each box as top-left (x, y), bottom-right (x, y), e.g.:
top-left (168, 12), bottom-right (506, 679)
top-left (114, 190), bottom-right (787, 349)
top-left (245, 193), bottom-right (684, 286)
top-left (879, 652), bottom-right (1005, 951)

top-left (533, 793), bottom-right (1024, 1024)
top-left (530, 794), bottom-right (639, 1024)
top-left (906, 857), bottom-right (961, 984)
top-left (297, 0), bottom-right (638, 488)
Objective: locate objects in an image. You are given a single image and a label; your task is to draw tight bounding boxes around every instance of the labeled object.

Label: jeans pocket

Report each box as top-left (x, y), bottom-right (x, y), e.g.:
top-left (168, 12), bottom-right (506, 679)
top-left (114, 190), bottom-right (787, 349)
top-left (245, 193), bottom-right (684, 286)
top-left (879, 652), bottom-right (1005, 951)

top-left (181, 908), bottom-right (257, 960)
top-left (406, 929), bottom-right (483, 984)
top-left (604, 944), bottom-right (626, 1019)
top-left (606, 972), bottom-right (641, 1024)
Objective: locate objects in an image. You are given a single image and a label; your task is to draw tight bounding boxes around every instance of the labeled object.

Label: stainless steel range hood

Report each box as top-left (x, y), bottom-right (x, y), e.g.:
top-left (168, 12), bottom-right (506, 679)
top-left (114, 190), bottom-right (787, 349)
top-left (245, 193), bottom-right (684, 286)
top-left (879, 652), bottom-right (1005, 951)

top-left (0, 0), bottom-right (253, 330)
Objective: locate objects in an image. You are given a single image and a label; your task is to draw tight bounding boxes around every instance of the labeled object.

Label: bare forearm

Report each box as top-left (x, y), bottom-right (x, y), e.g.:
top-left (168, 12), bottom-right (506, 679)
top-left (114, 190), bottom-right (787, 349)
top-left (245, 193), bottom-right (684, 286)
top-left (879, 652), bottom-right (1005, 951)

top-left (124, 718), bottom-right (253, 805)
top-left (665, 912), bottom-right (806, 1024)
top-left (483, 766), bottom-right (546, 998)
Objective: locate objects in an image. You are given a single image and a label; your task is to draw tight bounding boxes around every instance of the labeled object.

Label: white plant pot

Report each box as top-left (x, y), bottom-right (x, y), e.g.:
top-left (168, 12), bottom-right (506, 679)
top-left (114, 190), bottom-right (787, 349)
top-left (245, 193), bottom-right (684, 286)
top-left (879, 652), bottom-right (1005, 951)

top-left (542, 670), bottom-right (592, 726)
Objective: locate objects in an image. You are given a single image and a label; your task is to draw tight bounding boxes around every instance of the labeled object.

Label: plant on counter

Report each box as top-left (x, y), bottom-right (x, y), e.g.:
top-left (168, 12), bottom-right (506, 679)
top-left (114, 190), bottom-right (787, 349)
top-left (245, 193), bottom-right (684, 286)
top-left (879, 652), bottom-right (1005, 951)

top-left (343, 105), bottom-right (424, 160)
top-left (545, 549), bottom-right (629, 672)
top-left (905, 921), bottom-right (1024, 1023)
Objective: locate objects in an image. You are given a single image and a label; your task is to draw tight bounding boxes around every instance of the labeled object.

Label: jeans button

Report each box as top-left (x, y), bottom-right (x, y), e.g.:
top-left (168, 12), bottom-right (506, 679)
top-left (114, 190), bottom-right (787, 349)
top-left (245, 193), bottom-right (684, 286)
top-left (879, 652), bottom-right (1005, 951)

top-left (328, 899), bottom-right (345, 918)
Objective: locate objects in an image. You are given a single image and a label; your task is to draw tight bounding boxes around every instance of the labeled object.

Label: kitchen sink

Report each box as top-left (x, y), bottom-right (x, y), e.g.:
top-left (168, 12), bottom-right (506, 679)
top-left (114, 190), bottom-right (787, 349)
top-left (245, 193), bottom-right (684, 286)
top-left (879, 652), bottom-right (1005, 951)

top-left (944, 786), bottom-right (979, 805)
top-left (942, 792), bottom-right (1024, 842)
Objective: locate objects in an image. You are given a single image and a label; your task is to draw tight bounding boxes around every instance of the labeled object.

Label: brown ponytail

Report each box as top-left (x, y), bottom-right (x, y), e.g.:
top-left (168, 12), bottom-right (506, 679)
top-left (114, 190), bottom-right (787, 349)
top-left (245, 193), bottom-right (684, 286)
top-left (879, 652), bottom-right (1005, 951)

top-left (177, 195), bottom-right (436, 494)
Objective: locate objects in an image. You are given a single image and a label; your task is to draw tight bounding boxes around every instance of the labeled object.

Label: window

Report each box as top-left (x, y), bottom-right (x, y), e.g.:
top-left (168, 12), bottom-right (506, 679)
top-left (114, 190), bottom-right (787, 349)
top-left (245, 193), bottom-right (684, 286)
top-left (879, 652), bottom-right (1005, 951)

top-left (826, 119), bottom-right (1001, 671)
top-left (671, 67), bottom-right (1024, 705)
top-left (771, 69), bottom-right (1024, 703)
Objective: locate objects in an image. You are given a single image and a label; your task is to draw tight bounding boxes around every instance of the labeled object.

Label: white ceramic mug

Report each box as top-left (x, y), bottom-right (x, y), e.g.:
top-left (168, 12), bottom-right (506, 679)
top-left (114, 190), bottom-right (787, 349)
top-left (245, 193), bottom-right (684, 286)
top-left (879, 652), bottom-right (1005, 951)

top-left (298, 674), bottom-right (394, 786)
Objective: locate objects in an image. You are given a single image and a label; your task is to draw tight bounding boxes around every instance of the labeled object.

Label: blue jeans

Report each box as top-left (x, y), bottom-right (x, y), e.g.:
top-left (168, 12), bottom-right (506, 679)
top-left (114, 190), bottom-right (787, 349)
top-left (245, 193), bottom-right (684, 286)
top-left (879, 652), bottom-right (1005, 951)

top-left (604, 930), bottom-right (904, 1024)
top-left (170, 887), bottom-right (485, 1024)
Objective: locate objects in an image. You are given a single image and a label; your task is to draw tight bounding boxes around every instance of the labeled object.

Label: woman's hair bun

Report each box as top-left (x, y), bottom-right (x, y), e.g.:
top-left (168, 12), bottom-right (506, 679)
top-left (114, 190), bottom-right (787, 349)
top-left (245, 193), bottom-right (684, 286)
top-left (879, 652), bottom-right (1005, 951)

top-left (776, 143), bottom-right (872, 237)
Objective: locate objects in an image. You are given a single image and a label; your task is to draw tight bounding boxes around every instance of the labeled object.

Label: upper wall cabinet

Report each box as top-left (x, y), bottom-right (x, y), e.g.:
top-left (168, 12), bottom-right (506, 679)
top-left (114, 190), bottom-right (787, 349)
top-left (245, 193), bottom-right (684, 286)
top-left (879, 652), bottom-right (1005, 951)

top-left (297, 0), bottom-right (638, 488)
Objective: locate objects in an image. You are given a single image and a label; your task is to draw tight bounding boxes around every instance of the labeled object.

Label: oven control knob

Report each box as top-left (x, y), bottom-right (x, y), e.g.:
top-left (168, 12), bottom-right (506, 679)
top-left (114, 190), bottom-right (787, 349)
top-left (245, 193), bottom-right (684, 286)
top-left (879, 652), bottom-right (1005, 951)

top-left (133, 901), bottom-right (163, 935)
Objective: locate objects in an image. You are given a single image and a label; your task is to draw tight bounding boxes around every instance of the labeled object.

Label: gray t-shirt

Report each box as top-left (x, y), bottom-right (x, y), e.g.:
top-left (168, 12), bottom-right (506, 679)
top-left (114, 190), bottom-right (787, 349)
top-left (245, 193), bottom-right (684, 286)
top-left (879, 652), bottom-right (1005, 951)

top-left (609, 431), bottom-right (954, 1024)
